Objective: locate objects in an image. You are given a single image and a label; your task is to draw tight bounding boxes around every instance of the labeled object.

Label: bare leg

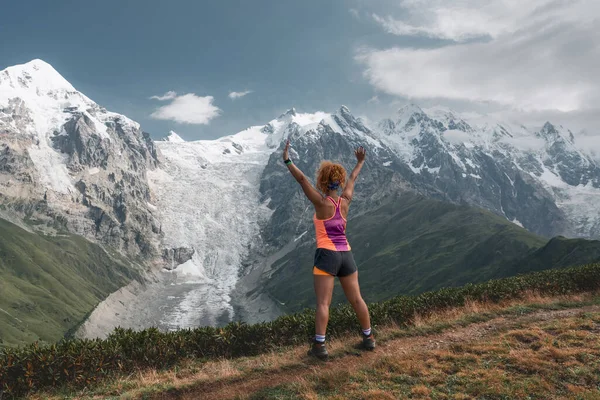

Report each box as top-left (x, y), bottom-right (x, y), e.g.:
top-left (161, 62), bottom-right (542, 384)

top-left (339, 272), bottom-right (371, 330)
top-left (314, 275), bottom-right (335, 335)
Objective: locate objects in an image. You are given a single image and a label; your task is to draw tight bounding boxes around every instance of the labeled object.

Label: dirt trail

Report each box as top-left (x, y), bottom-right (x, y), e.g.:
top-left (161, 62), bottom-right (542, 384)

top-left (144, 304), bottom-right (600, 400)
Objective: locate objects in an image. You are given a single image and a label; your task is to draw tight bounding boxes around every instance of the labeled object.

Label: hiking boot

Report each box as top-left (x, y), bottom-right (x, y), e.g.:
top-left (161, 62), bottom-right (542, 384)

top-left (362, 333), bottom-right (376, 351)
top-left (308, 340), bottom-right (329, 360)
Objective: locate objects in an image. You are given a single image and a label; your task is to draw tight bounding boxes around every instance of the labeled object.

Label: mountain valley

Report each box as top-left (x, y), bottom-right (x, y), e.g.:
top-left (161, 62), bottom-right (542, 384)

top-left (2, 59), bottom-right (600, 345)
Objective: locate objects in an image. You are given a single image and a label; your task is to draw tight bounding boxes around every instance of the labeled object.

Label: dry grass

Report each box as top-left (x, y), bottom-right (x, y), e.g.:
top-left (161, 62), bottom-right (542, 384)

top-left (410, 384), bottom-right (432, 397)
top-left (411, 289), bottom-right (572, 328)
top-left (338, 308), bottom-right (600, 400)
top-left (29, 292), bottom-right (600, 400)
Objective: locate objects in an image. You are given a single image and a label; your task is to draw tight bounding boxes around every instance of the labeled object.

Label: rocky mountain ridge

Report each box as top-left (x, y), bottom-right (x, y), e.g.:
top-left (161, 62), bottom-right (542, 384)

top-left (0, 60), bottom-right (161, 260)
top-left (256, 104), bottom-right (600, 257)
top-left (375, 104), bottom-right (599, 238)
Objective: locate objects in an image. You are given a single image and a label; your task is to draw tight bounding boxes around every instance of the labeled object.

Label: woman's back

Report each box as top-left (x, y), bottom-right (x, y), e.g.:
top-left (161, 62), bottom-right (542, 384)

top-left (314, 196), bottom-right (351, 251)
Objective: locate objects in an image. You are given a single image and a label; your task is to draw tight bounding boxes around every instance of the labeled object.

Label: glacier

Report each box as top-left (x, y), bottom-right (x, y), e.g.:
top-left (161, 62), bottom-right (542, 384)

top-left (148, 126), bottom-right (275, 326)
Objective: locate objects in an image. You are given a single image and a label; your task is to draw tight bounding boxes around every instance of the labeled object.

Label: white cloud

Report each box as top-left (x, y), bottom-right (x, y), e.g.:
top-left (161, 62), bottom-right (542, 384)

top-left (495, 108), bottom-right (600, 135)
top-left (367, 95), bottom-right (380, 104)
top-left (370, 0), bottom-right (560, 42)
top-left (150, 93), bottom-right (221, 124)
top-left (576, 134), bottom-right (600, 162)
top-left (373, 0), bottom-right (597, 42)
top-left (359, 0), bottom-right (600, 112)
top-left (150, 91), bottom-right (177, 101)
top-left (349, 8), bottom-right (360, 19)
top-left (228, 90), bottom-right (253, 100)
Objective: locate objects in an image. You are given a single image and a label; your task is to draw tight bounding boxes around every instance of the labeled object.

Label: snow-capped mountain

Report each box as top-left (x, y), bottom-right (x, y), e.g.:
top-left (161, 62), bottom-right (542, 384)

top-left (374, 104), bottom-right (600, 238)
top-left (253, 104), bottom-right (600, 259)
top-left (161, 131), bottom-right (185, 143)
top-left (0, 60), bottom-right (160, 258)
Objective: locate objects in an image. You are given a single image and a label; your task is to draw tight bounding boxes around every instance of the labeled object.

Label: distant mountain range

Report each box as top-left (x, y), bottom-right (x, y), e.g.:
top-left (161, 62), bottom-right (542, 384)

top-left (2, 59), bottom-right (600, 345)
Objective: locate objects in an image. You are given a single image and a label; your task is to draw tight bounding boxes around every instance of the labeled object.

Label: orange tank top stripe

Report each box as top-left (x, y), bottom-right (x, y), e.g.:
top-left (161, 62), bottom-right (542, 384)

top-left (313, 197), bottom-right (351, 251)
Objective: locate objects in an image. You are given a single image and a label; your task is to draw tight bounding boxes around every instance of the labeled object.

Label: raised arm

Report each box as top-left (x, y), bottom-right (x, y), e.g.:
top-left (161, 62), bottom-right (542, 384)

top-left (341, 146), bottom-right (366, 203)
top-left (283, 140), bottom-right (324, 206)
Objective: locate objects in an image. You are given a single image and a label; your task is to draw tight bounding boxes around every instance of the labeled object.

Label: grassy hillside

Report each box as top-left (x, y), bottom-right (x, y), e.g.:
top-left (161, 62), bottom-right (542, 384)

top-left (28, 293), bottom-right (600, 399)
top-left (265, 193), bottom-right (600, 313)
top-left (0, 218), bottom-right (141, 348)
top-left (501, 235), bottom-right (600, 277)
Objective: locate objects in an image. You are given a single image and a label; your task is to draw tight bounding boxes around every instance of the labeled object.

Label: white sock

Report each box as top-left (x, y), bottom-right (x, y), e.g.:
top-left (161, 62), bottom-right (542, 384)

top-left (362, 328), bottom-right (372, 336)
top-left (315, 334), bottom-right (326, 343)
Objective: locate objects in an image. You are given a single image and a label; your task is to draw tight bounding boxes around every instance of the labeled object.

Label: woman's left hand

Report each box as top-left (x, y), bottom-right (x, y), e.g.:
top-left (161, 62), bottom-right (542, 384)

top-left (355, 146), bottom-right (366, 162)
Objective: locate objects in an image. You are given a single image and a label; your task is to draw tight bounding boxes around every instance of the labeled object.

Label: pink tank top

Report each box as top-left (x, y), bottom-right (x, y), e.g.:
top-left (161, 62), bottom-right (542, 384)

top-left (313, 196), bottom-right (351, 251)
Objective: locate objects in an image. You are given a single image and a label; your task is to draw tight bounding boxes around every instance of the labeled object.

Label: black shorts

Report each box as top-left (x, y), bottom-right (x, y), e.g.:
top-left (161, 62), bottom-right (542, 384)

top-left (313, 248), bottom-right (357, 277)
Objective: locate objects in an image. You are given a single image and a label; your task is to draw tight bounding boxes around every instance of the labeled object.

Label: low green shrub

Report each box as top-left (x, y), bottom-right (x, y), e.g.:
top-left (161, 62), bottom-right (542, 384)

top-left (1, 262), bottom-right (599, 398)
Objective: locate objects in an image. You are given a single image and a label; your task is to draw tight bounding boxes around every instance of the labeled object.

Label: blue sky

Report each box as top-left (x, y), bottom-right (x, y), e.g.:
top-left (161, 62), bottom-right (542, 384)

top-left (2, 0), bottom-right (599, 141)
top-left (1, 0), bottom-right (399, 139)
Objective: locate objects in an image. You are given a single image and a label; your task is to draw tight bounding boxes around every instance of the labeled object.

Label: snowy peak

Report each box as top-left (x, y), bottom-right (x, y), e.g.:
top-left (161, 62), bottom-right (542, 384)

top-left (397, 103), bottom-right (424, 117)
top-left (262, 107), bottom-right (300, 135)
top-left (338, 105), bottom-right (352, 116)
top-left (378, 118), bottom-right (396, 135)
top-left (425, 107), bottom-right (474, 133)
top-left (0, 59), bottom-right (143, 135)
top-left (538, 122), bottom-right (560, 141)
top-left (395, 103), bottom-right (427, 128)
top-left (278, 108), bottom-right (297, 119)
top-left (334, 105), bottom-right (370, 134)
top-left (0, 59), bottom-right (106, 140)
top-left (162, 131), bottom-right (185, 143)
top-left (226, 106), bottom-right (380, 154)
top-left (392, 104), bottom-right (476, 136)
top-left (537, 122), bottom-right (574, 145)
top-left (0, 59), bottom-right (76, 95)
top-left (260, 108), bottom-right (341, 148)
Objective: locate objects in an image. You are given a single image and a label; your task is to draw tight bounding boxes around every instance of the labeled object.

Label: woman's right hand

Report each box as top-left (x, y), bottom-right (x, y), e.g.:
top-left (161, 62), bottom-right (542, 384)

top-left (283, 140), bottom-right (290, 161)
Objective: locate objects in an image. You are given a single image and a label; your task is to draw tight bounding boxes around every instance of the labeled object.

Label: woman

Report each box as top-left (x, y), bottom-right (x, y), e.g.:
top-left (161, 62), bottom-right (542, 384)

top-left (283, 140), bottom-right (375, 360)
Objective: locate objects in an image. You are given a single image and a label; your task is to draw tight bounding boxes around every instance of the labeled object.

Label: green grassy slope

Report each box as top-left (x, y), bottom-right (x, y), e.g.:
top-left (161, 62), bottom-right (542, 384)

top-left (265, 193), bottom-right (600, 313)
top-left (500, 235), bottom-right (600, 277)
top-left (0, 218), bottom-right (141, 348)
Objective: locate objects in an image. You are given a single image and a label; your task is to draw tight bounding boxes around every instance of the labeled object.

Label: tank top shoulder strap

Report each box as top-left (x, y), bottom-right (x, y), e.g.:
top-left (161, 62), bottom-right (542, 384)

top-left (327, 196), bottom-right (342, 210)
top-left (337, 197), bottom-right (344, 217)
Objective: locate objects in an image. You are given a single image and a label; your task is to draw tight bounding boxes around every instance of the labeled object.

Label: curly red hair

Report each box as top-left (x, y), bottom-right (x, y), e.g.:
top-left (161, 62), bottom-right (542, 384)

top-left (316, 161), bottom-right (347, 193)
